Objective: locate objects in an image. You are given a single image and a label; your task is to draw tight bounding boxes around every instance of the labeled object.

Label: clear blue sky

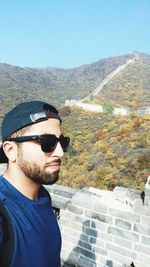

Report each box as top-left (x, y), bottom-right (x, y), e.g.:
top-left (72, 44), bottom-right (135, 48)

top-left (0, 0), bottom-right (149, 68)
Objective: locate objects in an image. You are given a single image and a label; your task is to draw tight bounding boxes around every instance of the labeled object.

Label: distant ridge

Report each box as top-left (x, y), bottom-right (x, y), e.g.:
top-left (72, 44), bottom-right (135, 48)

top-left (0, 51), bottom-right (150, 122)
top-left (80, 52), bottom-right (139, 102)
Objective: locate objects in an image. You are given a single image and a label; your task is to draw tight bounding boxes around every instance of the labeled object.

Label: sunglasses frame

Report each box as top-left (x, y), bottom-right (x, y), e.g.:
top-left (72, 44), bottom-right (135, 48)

top-left (7, 134), bottom-right (70, 153)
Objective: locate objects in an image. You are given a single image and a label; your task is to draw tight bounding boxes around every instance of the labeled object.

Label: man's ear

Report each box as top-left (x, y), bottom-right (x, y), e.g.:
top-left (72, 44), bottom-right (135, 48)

top-left (2, 141), bottom-right (17, 162)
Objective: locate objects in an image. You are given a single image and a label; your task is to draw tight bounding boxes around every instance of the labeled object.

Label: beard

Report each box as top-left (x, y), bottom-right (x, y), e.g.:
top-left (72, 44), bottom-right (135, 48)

top-left (17, 149), bottom-right (60, 185)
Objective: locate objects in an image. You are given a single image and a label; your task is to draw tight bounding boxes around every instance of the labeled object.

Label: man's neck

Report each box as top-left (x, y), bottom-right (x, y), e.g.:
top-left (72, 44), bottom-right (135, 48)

top-left (3, 167), bottom-right (40, 200)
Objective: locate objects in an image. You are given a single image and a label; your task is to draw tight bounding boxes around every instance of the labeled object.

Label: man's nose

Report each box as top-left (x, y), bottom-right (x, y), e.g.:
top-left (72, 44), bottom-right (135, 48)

top-left (52, 142), bottom-right (64, 158)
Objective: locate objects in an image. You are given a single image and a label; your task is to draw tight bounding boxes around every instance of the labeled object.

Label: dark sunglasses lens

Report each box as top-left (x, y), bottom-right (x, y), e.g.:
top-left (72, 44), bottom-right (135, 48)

top-left (40, 135), bottom-right (70, 153)
top-left (41, 135), bottom-right (57, 152)
top-left (60, 136), bottom-right (70, 152)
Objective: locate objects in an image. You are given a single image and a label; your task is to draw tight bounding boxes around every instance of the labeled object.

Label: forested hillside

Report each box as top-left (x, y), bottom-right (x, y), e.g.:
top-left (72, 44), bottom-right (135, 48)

top-left (59, 107), bottom-right (150, 191)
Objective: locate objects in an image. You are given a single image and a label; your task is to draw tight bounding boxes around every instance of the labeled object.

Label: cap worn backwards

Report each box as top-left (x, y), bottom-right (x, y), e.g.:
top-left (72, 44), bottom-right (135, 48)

top-left (0, 100), bottom-right (61, 163)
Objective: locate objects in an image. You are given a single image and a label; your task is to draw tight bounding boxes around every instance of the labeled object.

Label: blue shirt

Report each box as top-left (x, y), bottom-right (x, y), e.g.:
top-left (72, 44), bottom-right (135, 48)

top-left (0, 175), bottom-right (61, 267)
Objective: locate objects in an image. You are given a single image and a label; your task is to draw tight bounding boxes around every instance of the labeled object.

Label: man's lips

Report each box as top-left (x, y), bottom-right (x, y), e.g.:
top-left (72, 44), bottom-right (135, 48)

top-left (45, 159), bottom-right (61, 168)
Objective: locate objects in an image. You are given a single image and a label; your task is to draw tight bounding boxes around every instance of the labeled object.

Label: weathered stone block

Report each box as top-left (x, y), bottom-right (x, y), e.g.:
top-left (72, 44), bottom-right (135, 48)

top-left (107, 226), bottom-right (139, 242)
top-left (114, 236), bottom-right (133, 249)
top-left (62, 233), bottom-right (78, 245)
top-left (72, 191), bottom-right (96, 209)
top-left (93, 202), bottom-right (108, 214)
top-left (83, 227), bottom-right (97, 238)
top-left (75, 246), bottom-right (96, 260)
top-left (144, 196), bottom-right (150, 205)
top-left (109, 208), bottom-right (140, 223)
top-left (106, 243), bottom-right (137, 259)
top-left (134, 243), bottom-right (150, 255)
top-left (67, 204), bottom-right (84, 215)
top-left (108, 251), bottom-right (135, 266)
top-left (78, 240), bottom-right (92, 251)
top-left (64, 210), bottom-right (86, 224)
top-left (92, 245), bottom-right (107, 256)
top-left (45, 184), bottom-right (77, 198)
top-left (89, 237), bottom-right (105, 248)
top-left (141, 235), bottom-right (150, 246)
top-left (95, 231), bottom-right (113, 242)
top-left (142, 215), bottom-right (150, 226)
top-left (137, 253), bottom-right (150, 265)
top-left (134, 199), bottom-right (150, 215)
top-left (134, 223), bottom-right (150, 235)
top-left (61, 250), bottom-right (80, 267)
top-left (80, 233), bottom-right (89, 243)
top-left (115, 218), bottom-right (132, 230)
top-left (85, 210), bottom-right (113, 224)
top-left (133, 260), bottom-right (150, 267)
top-left (62, 227), bottom-right (81, 240)
top-left (52, 198), bottom-right (70, 210)
top-left (79, 255), bottom-right (97, 267)
top-left (145, 188), bottom-right (150, 197)
top-left (93, 220), bottom-right (108, 233)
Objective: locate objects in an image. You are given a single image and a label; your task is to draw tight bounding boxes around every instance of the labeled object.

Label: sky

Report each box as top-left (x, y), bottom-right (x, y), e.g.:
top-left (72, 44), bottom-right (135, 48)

top-left (0, 0), bottom-right (150, 69)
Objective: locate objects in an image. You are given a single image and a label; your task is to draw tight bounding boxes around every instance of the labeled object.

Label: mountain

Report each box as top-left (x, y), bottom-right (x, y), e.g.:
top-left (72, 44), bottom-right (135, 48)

top-left (0, 51), bottom-right (150, 122)
top-left (0, 52), bottom-right (142, 118)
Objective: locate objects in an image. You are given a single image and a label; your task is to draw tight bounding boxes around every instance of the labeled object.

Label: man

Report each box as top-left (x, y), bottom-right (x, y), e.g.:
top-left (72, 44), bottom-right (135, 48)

top-left (0, 100), bottom-right (70, 267)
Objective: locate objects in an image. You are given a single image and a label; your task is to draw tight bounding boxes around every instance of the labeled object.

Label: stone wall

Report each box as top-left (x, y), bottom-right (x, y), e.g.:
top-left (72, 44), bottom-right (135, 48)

top-left (65, 100), bottom-right (150, 116)
top-left (80, 57), bottom-right (136, 102)
top-left (47, 184), bottom-right (150, 267)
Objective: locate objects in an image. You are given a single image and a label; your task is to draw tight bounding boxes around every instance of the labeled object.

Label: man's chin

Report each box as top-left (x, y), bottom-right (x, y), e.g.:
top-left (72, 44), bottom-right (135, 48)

top-left (41, 171), bottom-right (60, 185)
top-left (42, 177), bottom-right (59, 185)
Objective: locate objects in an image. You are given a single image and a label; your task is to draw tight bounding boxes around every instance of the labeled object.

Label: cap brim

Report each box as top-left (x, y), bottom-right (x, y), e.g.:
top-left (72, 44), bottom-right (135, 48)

top-left (0, 145), bottom-right (8, 163)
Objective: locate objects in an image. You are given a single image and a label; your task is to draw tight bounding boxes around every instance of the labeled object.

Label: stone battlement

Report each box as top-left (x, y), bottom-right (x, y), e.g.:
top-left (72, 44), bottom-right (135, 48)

top-left (46, 183), bottom-right (150, 267)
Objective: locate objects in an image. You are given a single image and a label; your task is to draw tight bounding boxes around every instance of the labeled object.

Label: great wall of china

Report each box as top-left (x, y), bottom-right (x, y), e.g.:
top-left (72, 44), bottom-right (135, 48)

top-left (65, 53), bottom-right (150, 116)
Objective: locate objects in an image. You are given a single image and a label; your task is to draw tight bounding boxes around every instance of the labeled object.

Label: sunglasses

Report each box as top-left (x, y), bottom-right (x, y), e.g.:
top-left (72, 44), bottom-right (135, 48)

top-left (8, 134), bottom-right (70, 153)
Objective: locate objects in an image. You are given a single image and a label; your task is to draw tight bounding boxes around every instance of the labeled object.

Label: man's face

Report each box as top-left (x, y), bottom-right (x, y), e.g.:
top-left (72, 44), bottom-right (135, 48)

top-left (16, 118), bottom-right (64, 185)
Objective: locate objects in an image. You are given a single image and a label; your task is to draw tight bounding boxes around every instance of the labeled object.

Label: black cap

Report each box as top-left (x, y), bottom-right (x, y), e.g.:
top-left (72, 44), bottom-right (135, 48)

top-left (0, 100), bottom-right (61, 163)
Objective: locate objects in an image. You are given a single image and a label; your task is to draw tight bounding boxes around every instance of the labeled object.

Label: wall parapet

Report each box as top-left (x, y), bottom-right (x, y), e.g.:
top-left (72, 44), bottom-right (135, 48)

top-left (46, 184), bottom-right (150, 267)
top-left (65, 100), bottom-right (150, 116)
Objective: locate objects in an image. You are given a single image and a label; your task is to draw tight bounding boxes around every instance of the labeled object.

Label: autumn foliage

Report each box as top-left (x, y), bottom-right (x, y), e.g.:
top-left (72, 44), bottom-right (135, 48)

top-left (58, 108), bottom-right (150, 191)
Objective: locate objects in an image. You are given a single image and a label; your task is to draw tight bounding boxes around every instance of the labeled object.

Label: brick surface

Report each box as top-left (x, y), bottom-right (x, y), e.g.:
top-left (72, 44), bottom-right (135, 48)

top-left (115, 218), bottom-right (132, 230)
top-left (141, 235), bottom-right (150, 246)
top-left (109, 208), bottom-right (140, 223)
top-left (142, 215), bottom-right (150, 226)
top-left (51, 196), bottom-right (70, 209)
top-left (137, 253), bottom-right (150, 265)
top-left (107, 226), bottom-right (139, 242)
top-left (72, 191), bottom-right (96, 209)
top-left (134, 243), bottom-right (150, 255)
top-left (93, 202), bottom-right (108, 214)
top-left (114, 236), bottom-right (133, 249)
top-left (108, 251), bottom-right (135, 266)
top-left (134, 223), bottom-right (150, 235)
top-left (106, 243), bottom-right (137, 259)
top-left (134, 200), bottom-right (150, 216)
top-left (67, 204), bottom-right (84, 215)
top-left (85, 210), bottom-right (113, 224)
